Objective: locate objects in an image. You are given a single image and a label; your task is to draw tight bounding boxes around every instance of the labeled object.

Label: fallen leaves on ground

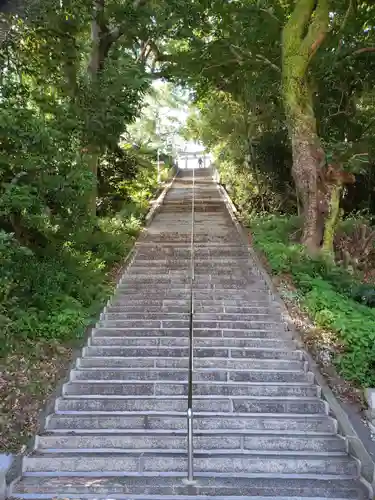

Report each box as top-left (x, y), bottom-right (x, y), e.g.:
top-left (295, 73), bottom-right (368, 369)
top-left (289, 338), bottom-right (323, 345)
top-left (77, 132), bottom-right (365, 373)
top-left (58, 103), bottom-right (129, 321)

top-left (0, 340), bottom-right (74, 452)
top-left (274, 273), bottom-right (364, 408)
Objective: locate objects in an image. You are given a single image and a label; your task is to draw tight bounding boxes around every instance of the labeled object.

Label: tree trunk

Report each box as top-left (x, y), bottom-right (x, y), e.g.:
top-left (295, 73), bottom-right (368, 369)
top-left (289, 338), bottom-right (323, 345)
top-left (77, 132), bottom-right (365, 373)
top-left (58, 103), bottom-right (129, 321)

top-left (283, 61), bottom-right (327, 252)
top-left (291, 135), bottom-right (320, 251)
top-left (322, 183), bottom-right (342, 258)
top-left (287, 91), bottom-right (325, 252)
top-left (87, 148), bottom-right (100, 215)
top-left (282, 0), bottom-right (329, 253)
top-left (86, 1), bottom-right (109, 216)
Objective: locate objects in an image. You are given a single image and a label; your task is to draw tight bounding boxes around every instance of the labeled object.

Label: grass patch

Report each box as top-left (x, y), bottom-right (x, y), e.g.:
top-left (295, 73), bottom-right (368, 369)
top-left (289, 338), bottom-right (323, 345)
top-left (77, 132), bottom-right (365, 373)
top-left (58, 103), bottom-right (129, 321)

top-left (0, 340), bottom-right (74, 452)
top-left (0, 223), bottom-right (135, 453)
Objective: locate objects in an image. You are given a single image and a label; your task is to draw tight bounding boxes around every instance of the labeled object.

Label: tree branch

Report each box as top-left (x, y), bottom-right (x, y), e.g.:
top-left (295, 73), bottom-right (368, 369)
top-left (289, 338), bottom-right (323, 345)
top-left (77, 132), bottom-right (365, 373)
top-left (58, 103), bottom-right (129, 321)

top-left (133, 0), bottom-right (147, 8)
top-left (259, 7), bottom-right (281, 24)
top-left (108, 0), bottom-right (148, 43)
top-left (93, 0), bottom-right (109, 35)
top-left (286, 0), bottom-right (318, 43)
top-left (230, 44), bottom-right (281, 72)
top-left (147, 40), bottom-right (161, 61)
top-left (255, 53), bottom-right (281, 73)
top-left (200, 59), bottom-right (241, 74)
top-left (336, 0), bottom-right (355, 51)
top-left (351, 47), bottom-right (375, 56)
top-left (360, 117), bottom-right (375, 136)
top-left (228, 44), bottom-right (243, 63)
top-left (88, 0), bottom-right (111, 76)
top-left (335, 46), bottom-right (375, 63)
top-left (301, 0), bottom-right (330, 62)
top-left (136, 38), bottom-right (150, 62)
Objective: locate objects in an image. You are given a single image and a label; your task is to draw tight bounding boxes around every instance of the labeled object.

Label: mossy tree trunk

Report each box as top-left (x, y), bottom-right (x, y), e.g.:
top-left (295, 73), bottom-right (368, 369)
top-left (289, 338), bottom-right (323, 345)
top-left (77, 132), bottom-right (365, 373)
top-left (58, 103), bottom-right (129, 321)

top-left (322, 183), bottom-right (343, 258)
top-left (282, 0), bottom-right (329, 253)
top-left (86, 0), bottom-right (109, 216)
top-left (84, 0), bottom-right (148, 216)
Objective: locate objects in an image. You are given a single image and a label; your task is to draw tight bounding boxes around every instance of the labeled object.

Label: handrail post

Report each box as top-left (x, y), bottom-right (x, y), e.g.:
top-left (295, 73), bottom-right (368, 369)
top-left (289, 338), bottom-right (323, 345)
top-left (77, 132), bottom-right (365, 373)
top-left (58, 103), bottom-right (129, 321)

top-left (187, 407), bottom-right (194, 481)
top-left (186, 163), bottom-right (195, 483)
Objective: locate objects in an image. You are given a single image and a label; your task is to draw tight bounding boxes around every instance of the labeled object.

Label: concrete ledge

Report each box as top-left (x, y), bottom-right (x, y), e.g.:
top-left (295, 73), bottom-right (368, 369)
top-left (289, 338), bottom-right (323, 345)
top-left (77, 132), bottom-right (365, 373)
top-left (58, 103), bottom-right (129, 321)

top-left (0, 455), bottom-right (12, 500)
top-left (1, 454), bottom-right (23, 500)
top-left (213, 166), bottom-right (375, 498)
top-left (365, 389), bottom-right (375, 431)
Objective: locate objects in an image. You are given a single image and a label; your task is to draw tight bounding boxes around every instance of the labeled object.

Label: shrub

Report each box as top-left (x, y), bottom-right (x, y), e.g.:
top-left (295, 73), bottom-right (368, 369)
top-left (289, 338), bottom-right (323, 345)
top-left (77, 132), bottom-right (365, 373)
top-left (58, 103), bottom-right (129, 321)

top-left (0, 171), bottom-right (159, 356)
top-left (250, 215), bottom-right (375, 387)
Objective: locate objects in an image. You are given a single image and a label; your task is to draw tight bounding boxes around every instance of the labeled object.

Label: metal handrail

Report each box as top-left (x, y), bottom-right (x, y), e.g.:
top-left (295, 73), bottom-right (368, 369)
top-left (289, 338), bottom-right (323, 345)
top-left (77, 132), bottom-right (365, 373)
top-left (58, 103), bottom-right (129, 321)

top-left (187, 165), bottom-right (195, 482)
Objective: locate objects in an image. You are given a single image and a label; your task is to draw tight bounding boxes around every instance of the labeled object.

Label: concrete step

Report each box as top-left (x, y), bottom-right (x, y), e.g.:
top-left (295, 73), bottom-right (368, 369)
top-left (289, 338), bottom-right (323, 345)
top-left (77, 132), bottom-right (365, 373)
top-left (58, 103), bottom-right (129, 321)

top-left (36, 433), bottom-right (347, 454)
top-left (83, 345), bottom-right (303, 360)
top-left (105, 305), bottom-right (191, 313)
top-left (77, 356), bottom-right (306, 371)
top-left (22, 453), bottom-right (359, 475)
top-left (192, 313), bottom-right (282, 321)
top-left (120, 277), bottom-right (257, 285)
top-left (55, 397), bottom-right (235, 413)
top-left (95, 321), bottom-right (286, 333)
top-left (135, 251), bottom-right (250, 258)
top-left (125, 271), bottom-right (254, 278)
top-left (109, 298), bottom-right (273, 307)
top-left (91, 328), bottom-right (189, 338)
top-left (118, 274), bottom-right (261, 283)
top-left (96, 320), bottom-right (189, 329)
top-left (92, 327), bottom-right (288, 339)
top-left (105, 304), bottom-right (276, 314)
top-left (102, 313), bottom-right (191, 320)
top-left (129, 260), bottom-right (251, 268)
top-left (55, 393), bottom-right (323, 413)
top-left (10, 475), bottom-right (370, 499)
top-left (118, 283), bottom-right (266, 292)
top-left (76, 356), bottom-right (306, 371)
top-left (113, 292), bottom-right (270, 301)
top-left (112, 292), bottom-right (190, 301)
top-left (58, 394), bottom-right (328, 415)
top-left (121, 275), bottom-right (194, 281)
top-left (70, 368), bottom-right (312, 385)
top-left (129, 260), bottom-right (245, 266)
top-left (193, 299), bottom-right (277, 307)
top-left (62, 382), bottom-right (318, 398)
top-left (46, 413), bottom-right (337, 433)
top-left (115, 288), bottom-right (271, 297)
top-left (58, 393), bottom-right (325, 414)
top-left (139, 237), bottom-right (242, 245)
top-left (102, 313), bottom-right (283, 323)
top-left (117, 284), bottom-right (193, 291)
top-left (109, 299), bottom-right (189, 307)
top-left (191, 320), bottom-right (284, 330)
top-left (193, 329), bottom-right (289, 338)
top-left (133, 249), bottom-right (250, 255)
top-left (89, 337), bottom-right (293, 350)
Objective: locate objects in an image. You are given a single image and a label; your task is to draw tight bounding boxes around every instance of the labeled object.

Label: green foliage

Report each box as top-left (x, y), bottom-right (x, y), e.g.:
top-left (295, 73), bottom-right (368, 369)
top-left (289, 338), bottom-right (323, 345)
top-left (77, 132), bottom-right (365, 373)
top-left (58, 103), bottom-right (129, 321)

top-left (170, 0), bottom-right (375, 225)
top-left (2, 0), bottom-right (375, 395)
top-left (351, 284), bottom-right (375, 308)
top-left (126, 82), bottom-right (189, 156)
top-left (0, 6), bottom-right (169, 357)
top-left (251, 215), bottom-right (375, 387)
top-left (0, 178), bottom-right (160, 357)
top-left (97, 144), bottom-right (159, 215)
top-left (183, 91), bottom-right (295, 215)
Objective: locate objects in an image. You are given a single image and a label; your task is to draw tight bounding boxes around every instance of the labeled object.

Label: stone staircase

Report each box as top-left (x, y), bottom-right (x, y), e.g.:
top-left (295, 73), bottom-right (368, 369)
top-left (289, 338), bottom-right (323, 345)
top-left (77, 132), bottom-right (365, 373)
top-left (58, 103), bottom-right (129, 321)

top-left (9, 168), bottom-right (371, 499)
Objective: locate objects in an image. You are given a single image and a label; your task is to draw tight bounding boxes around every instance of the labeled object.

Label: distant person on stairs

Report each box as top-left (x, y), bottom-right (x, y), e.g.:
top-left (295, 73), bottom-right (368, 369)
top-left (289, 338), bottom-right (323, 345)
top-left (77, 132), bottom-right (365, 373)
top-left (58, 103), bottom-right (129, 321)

top-left (198, 157), bottom-right (203, 168)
